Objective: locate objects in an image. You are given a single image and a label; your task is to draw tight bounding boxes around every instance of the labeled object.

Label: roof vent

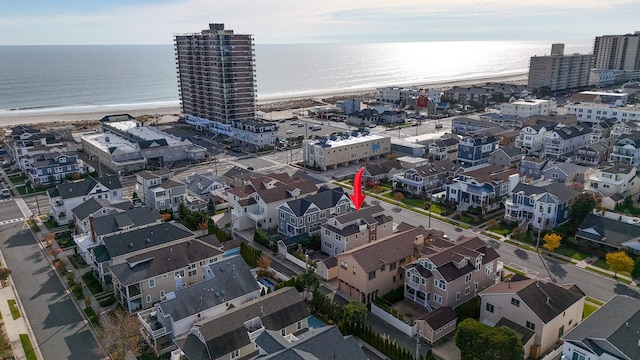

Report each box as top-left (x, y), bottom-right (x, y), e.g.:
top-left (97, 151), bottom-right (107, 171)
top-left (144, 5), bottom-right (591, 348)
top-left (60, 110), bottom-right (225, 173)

top-left (128, 242), bottom-right (134, 248)
top-left (145, 238), bottom-right (151, 244)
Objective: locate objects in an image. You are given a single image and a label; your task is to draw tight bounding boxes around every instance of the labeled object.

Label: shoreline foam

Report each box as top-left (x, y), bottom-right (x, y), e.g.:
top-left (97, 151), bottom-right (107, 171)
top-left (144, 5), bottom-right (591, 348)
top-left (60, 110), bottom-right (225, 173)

top-left (0, 72), bottom-right (528, 128)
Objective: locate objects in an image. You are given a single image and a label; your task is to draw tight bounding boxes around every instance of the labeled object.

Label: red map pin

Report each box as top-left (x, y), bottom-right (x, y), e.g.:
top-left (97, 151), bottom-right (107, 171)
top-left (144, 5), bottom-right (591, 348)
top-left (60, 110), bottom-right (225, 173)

top-left (350, 168), bottom-right (366, 210)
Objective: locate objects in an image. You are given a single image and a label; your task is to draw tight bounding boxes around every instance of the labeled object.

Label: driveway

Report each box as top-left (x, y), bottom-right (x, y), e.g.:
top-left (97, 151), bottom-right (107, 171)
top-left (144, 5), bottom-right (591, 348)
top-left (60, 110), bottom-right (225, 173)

top-left (0, 213), bottom-right (103, 359)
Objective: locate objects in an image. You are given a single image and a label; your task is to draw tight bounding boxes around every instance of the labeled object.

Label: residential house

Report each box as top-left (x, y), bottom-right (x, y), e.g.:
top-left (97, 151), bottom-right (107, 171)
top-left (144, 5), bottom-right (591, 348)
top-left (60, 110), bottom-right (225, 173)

top-left (519, 156), bottom-right (550, 181)
top-left (276, 187), bottom-right (352, 237)
top-left (70, 198), bottom-right (132, 234)
top-left (395, 156), bottom-right (430, 169)
top-left (446, 164), bottom-right (520, 212)
top-left (27, 152), bottom-right (82, 185)
top-left (576, 212), bottom-right (640, 254)
top-left (428, 138), bottom-right (459, 161)
top-left (320, 204), bottom-right (393, 256)
top-left (336, 226), bottom-right (442, 304)
top-left (109, 236), bottom-right (224, 312)
top-left (403, 236), bottom-right (500, 311)
top-left (135, 169), bottom-right (187, 212)
top-left (361, 159), bottom-right (403, 185)
top-left (137, 256), bottom-right (261, 353)
top-left (91, 222), bottom-right (196, 286)
top-left (575, 142), bottom-right (609, 166)
top-left (516, 123), bottom-right (556, 155)
top-left (561, 295), bottom-right (640, 360)
top-left (496, 129), bottom-right (521, 147)
top-left (544, 125), bottom-right (592, 159)
top-left (590, 118), bottom-right (616, 142)
top-left (479, 275), bottom-right (585, 359)
top-left (379, 110), bottom-right (406, 124)
top-left (317, 256), bottom-right (338, 280)
top-left (452, 118), bottom-right (502, 136)
top-left (227, 173), bottom-right (318, 231)
top-left (392, 160), bottom-right (462, 197)
top-left (74, 207), bottom-right (164, 267)
top-left (5, 131), bottom-right (67, 172)
top-left (541, 162), bottom-right (592, 187)
top-left (521, 114), bottom-right (577, 127)
top-left (609, 133), bottom-right (640, 167)
top-left (611, 119), bottom-right (640, 137)
top-left (504, 181), bottom-right (580, 230)
top-left (47, 175), bottom-right (123, 225)
top-left (221, 166), bottom-right (258, 189)
top-left (586, 163), bottom-right (640, 204)
top-left (345, 108), bottom-right (380, 127)
top-left (255, 325), bottom-right (367, 360)
top-left (488, 146), bottom-right (523, 168)
top-left (457, 133), bottom-right (500, 167)
top-left (184, 171), bottom-right (228, 201)
top-left (173, 287), bottom-right (310, 360)
top-left (415, 307), bottom-right (458, 345)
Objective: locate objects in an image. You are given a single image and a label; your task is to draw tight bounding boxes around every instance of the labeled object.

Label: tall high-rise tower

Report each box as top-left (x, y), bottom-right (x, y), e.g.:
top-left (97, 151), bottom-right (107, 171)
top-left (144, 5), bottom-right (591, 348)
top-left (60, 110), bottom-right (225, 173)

top-left (527, 44), bottom-right (592, 92)
top-left (174, 23), bottom-right (256, 123)
top-left (592, 31), bottom-right (640, 71)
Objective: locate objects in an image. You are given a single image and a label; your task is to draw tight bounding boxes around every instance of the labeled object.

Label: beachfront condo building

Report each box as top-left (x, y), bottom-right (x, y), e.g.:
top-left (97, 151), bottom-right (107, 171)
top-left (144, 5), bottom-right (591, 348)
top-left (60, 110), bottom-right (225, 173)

top-left (527, 44), bottom-right (592, 92)
top-left (303, 133), bottom-right (391, 171)
top-left (592, 31), bottom-right (640, 71)
top-left (175, 23), bottom-right (256, 124)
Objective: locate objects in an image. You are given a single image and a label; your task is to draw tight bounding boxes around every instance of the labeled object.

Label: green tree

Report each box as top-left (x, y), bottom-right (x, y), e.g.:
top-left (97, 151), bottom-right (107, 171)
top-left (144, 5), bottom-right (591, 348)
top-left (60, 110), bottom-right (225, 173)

top-left (569, 193), bottom-right (597, 228)
top-left (455, 318), bottom-right (524, 360)
top-left (298, 268), bottom-right (320, 300)
top-left (606, 251), bottom-right (634, 278)
top-left (631, 257), bottom-right (640, 279)
top-left (341, 300), bottom-right (368, 325)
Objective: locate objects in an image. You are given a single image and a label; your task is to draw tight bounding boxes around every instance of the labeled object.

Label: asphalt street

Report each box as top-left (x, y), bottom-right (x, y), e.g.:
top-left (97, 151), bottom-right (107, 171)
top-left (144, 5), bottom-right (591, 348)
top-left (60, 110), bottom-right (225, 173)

top-left (0, 200), bottom-right (103, 360)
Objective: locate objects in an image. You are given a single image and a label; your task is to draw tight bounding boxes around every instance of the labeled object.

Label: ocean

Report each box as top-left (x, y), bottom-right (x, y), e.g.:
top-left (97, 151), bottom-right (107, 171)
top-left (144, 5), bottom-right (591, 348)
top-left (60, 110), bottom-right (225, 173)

top-left (0, 41), bottom-right (592, 116)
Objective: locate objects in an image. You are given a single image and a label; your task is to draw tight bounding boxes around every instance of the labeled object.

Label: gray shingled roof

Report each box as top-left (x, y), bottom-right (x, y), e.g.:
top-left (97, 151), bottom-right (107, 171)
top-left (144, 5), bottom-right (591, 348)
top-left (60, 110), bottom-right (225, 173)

top-left (328, 204), bottom-right (384, 225)
top-left (156, 256), bottom-right (259, 321)
top-left (497, 146), bottom-right (523, 158)
top-left (108, 237), bottom-right (223, 286)
top-left (50, 175), bottom-right (122, 199)
top-left (510, 181), bottom-right (580, 204)
top-left (552, 125), bottom-right (591, 140)
top-left (256, 326), bottom-right (367, 360)
top-left (91, 207), bottom-right (162, 237)
top-left (71, 198), bottom-right (114, 220)
top-left (284, 187), bottom-right (348, 216)
top-left (102, 222), bottom-right (194, 260)
top-left (419, 306), bottom-right (457, 330)
top-left (562, 295), bottom-right (640, 360)
top-left (495, 317), bottom-right (535, 345)
top-left (175, 287), bottom-right (309, 360)
top-left (576, 213), bottom-right (640, 249)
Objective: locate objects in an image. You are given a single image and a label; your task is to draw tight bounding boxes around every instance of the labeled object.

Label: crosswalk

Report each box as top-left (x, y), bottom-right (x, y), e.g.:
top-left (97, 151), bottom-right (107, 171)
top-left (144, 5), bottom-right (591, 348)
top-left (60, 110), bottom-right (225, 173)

top-left (0, 217), bottom-right (26, 226)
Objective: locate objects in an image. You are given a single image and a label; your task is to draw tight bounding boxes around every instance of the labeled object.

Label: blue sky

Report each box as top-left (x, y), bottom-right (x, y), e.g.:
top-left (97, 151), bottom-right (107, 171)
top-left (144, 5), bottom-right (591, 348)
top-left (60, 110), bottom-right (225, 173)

top-left (1, 0), bottom-right (639, 45)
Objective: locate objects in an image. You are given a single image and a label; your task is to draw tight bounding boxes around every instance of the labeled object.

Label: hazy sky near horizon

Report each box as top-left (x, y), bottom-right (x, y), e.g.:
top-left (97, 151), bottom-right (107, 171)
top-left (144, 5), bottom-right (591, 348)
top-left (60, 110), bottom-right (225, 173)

top-left (1, 0), bottom-right (639, 45)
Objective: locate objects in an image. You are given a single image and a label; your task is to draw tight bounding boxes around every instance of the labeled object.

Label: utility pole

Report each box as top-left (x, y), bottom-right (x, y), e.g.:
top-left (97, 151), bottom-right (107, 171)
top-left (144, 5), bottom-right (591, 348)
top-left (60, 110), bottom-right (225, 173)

top-left (415, 330), bottom-right (421, 359)
top-left (535, 221), bottom-right (542, 252)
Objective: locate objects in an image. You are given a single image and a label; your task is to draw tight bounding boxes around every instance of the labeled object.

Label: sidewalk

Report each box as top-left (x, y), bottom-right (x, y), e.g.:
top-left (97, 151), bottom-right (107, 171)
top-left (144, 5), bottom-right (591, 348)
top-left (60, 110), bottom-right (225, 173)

top-left (0, 260), bottom-right (44, 360)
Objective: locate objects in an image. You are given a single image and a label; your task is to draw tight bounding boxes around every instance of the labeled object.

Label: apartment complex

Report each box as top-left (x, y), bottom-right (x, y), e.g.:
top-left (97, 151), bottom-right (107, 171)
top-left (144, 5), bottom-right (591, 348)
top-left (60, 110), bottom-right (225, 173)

top-left (500, 98), bottom-right (557, 118)
top-left (303, 133), bottom-right (391, 171)
top-left (175, 23), bottom-right (255, 124)
top-left (592, 31), bottom-right (640, 71)
top-left (527, 44), bottom-right (592, 91)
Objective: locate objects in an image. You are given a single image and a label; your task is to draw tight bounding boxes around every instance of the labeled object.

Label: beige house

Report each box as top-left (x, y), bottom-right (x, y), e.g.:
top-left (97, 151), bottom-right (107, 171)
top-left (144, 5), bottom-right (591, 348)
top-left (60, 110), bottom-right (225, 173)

top-left (109, 236), bottom-right (224, 312)
top-left (336, 226), bottom-right (443, 304)
top-left (321, 204), bottom-right (394, 256)
top-left (174, 287), bottom-right (310, 360)
top-left (317, 256), bottom-right (338, 281)
top-left (479, 275), bottom-right (585, 359)
top-left (303, 133), bottom-right (391, 171)
top-left (415, 307), bottom-right (457, 344)
top-left (403, 236), bottom-right (500, 311)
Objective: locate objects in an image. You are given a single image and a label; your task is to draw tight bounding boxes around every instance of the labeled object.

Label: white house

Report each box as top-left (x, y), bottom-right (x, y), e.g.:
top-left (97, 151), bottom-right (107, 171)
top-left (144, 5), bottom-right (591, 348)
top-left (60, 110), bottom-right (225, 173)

top-left (516, 123), bottom-right (555, 155)
top-left (500, 98), bottom-right (556, 118)
top-left (543, 125), bottom-right (592, 159)
top-left (586, 163), bottom-right (640, 200)
top-left (609, 133), bottom-right (640, 167)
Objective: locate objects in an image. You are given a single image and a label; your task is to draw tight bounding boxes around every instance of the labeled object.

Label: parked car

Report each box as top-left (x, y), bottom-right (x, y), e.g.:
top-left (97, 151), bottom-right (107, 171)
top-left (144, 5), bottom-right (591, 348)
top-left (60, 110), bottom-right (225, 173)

top-left (286, 130), bottom-right (295, 134)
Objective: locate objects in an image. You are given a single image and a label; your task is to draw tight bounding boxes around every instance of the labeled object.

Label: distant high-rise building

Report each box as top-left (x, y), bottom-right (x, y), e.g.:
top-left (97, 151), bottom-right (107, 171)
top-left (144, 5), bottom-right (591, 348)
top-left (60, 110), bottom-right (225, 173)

top-left (527, 44), bottom-right (592, 92)
top-left (174, 23), bottom-right (256, 123)
top-left (592, 31), bottom-right (640, 71)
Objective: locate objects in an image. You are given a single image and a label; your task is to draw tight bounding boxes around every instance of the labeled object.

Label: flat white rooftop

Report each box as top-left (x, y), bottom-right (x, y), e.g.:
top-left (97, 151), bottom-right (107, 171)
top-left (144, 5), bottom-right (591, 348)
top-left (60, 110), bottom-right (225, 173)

top-left (580, 91), bottom-right (629, 97)
top-left (107, 120), bottom-right (185, 146)
top-left (508, 99), bottom-right (554, 106)
top-left (323, 133), bottom-right (389, 147)
top-left (83, 133), bottom-right (138, 152)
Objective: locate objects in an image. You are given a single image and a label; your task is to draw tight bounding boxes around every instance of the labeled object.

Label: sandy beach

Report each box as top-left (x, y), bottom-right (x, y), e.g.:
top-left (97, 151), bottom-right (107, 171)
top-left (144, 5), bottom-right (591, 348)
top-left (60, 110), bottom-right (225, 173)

top-left (0, 72), bottom-right (527, 128)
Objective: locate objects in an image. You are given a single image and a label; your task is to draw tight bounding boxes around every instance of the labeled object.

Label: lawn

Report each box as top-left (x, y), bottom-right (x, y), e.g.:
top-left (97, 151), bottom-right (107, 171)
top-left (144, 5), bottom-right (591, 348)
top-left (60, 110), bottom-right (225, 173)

top-left (554, 246), bottom-right (589, 261)
top-left (427, 204), bottom-right (447, 215)
top-left (84, 306), bottom-right (100, 326)
top-left (383, 193), bottom-right (425, 207)
top-left (82, 271), bottom-right (104, 294)
top-left (459, 215), bottom-right (473, 224)
top-left (582, 303), bottom-right (597, 319)
top-left (20, 334), bottom-right (37, 360)
top-left (8, 299), bottom-right (20, 320)
top-left (489, 227), bottom-right (512, 236)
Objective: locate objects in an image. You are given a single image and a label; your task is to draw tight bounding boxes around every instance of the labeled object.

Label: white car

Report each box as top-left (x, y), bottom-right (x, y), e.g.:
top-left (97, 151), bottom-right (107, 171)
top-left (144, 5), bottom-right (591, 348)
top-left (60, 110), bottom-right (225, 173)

top-left (286, 130), bottom-right (295, 134)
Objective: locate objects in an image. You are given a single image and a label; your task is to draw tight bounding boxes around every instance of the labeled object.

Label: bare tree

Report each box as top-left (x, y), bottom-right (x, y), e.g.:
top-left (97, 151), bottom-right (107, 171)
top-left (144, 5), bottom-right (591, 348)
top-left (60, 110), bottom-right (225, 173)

top-left (97, 309), bottom-right (145, 360)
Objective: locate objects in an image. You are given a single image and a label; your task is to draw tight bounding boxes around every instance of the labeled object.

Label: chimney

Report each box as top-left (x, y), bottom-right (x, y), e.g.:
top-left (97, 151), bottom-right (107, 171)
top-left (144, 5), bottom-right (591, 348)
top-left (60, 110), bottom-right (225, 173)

top-left (89, 215), bottom-right (97, 243)
top-left (414, 234), bottom-right (425, 255)
top-left (546, 297), bottom-right (550, 305)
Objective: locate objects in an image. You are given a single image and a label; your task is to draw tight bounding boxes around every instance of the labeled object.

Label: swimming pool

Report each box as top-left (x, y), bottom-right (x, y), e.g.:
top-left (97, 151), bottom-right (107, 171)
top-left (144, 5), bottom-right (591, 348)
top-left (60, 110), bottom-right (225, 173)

top-left (308, 315), bottom-right (326, 329)
top-left (257, 277), bottom-right (276, 291)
